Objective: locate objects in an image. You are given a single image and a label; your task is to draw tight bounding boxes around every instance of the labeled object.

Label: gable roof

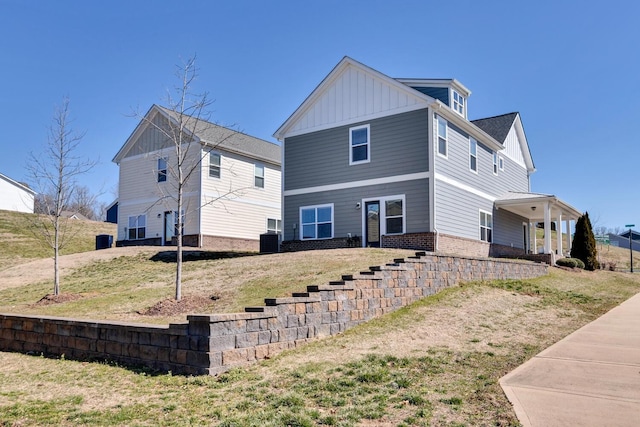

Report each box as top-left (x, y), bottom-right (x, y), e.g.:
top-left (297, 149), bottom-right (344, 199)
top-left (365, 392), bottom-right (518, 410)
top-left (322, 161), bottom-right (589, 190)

top-left (472, 112), bottom-right (535, 173)
top-left (113, 105), bottom-right (280, 166)
top-left (0, 173), bottom-right (36, 195)
top-left (273, 56), bottom-right (434, 141)
top-left (471, 113), bottom-right (519, 144)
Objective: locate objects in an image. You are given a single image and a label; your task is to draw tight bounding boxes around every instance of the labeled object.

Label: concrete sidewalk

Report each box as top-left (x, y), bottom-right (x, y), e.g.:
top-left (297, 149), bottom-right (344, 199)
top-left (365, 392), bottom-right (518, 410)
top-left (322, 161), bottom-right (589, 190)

top-left (500, 292), bottom-right (640, 426)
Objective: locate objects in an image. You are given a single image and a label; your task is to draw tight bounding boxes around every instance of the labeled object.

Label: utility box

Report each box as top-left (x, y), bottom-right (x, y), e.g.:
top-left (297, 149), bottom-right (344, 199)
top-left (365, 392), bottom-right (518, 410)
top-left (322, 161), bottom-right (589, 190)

top-left (96, 234), bottom-right (113, 250)
top-left (260, 233), bottom-right (279, 254)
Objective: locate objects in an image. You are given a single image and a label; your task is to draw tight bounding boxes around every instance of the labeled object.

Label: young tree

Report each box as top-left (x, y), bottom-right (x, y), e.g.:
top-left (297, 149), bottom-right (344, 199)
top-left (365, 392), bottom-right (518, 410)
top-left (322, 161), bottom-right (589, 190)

top-left (27, 98), bottom-right (97, 295)
top-left (136, 56), bottom-right (244, 301)
top-left (571, 212), bottom-right (599, 270)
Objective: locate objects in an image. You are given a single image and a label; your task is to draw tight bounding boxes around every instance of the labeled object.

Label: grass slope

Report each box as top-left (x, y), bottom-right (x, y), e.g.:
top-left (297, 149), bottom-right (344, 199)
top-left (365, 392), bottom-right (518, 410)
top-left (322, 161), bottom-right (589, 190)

top-left (0, 210), bottom-right (116, 270)
top-left (1, 267), bottom-right (639, 426)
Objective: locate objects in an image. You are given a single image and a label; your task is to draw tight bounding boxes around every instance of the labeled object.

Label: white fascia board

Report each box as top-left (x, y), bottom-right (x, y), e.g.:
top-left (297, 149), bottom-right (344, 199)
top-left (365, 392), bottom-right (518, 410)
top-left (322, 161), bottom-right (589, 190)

top-left (273, 56), bottom-right (434, 141)
top-left (513, 114), bottom-right (536, 173)
top-left (431, 101), bottom-right (503, 152)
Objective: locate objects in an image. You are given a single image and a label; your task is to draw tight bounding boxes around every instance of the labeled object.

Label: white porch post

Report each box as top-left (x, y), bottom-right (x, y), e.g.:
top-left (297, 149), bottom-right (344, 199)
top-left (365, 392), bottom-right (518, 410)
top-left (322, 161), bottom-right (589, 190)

top-left (544, 202), bottom-right (551, 254)
top-left (566, 219), bottom-right (572, 253)
top-left (532, 222), bottom-right (537, 254)
top-left (556, 212), bottom-right (563, 256)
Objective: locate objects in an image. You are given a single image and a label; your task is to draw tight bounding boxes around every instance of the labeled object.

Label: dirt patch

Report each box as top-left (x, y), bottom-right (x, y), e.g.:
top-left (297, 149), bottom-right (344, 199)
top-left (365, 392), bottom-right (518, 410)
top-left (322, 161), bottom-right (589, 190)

top-left (34, 293), bottom-right (84, 305)
top-left (137, 294), bottom-right (220, 317)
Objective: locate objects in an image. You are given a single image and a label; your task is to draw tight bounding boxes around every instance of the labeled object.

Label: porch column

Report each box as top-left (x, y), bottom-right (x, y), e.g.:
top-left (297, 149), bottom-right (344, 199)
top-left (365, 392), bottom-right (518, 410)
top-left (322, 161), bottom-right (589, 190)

top-left (556, 212), bottom-right (563, 256)
top-left (544, 202), bottom-right (551, 254)
top-left (566, 219), bottom-right (572, 254)
top-left (531, 222), bottom-right (537, 254)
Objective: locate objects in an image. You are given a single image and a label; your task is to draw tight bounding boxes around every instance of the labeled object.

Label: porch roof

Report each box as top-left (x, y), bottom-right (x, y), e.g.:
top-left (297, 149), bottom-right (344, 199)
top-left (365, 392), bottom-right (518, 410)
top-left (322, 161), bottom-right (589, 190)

top-left (495, 192), bottom-right (582, 222)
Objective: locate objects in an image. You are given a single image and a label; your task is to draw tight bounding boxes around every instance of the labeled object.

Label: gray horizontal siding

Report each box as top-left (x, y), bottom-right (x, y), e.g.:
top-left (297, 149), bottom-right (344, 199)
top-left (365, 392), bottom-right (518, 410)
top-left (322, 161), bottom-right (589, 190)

top-left (283, 178), bottom-right (430, 241)
top-left (494, 209), bottom-right (528, 249)
top-left (436, 121), bottom-right (529, 197)
top-left (435, 180), bottom-right (494, 240)
top-left (284, 109), bottom-right (429, 191)
top-left (435, 180), bottom-right (527, 248)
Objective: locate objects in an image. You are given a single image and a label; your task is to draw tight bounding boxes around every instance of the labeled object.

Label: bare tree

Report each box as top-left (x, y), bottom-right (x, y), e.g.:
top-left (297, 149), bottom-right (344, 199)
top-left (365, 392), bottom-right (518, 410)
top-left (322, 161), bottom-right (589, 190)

top-left (27, 98), bottom-right (96, 296)
top-left (69, 185), bottom-right (101, 220)
top-left (134, 56), bottom-right (245, 301)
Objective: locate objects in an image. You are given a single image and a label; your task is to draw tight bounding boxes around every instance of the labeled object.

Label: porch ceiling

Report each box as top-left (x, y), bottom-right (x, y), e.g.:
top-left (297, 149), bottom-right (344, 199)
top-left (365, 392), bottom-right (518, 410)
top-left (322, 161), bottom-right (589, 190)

top-left (495, 192), bottom-right (582, 222)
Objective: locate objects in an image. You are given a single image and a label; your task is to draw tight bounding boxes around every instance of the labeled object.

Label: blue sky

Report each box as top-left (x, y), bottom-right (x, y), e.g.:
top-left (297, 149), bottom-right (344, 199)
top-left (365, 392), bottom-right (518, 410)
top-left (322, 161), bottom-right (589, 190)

top-left (1, 0), bottom-right (638, 230)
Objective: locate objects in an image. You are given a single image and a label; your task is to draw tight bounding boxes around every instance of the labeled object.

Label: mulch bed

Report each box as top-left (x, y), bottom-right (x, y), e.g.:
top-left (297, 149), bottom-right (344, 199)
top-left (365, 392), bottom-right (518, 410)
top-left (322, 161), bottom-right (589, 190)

top-left (34, 293), bottom-right (84, 306)
top-left (137, 295), bottom-right (220, 317)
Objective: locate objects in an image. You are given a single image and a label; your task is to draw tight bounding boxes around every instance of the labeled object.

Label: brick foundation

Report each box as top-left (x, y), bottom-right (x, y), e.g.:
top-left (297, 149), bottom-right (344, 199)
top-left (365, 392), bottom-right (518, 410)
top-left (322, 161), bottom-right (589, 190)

top-left (0, 252), bottom-right (547, 375)
top-left (117, 234), bottom-right (259, 252)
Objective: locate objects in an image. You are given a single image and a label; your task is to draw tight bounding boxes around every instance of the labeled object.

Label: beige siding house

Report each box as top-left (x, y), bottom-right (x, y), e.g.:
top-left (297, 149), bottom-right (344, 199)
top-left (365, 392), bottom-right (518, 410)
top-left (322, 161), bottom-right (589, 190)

top-left (0, 173), bottom-right (35, 213)
top-left (112, 105), bottom-right (281, 251)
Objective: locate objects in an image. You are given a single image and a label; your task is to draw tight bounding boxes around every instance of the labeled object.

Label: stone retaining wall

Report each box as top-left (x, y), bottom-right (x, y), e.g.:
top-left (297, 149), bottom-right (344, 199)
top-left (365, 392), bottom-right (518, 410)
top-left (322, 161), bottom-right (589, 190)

top-left (0, 252), bottom-right (547, 375)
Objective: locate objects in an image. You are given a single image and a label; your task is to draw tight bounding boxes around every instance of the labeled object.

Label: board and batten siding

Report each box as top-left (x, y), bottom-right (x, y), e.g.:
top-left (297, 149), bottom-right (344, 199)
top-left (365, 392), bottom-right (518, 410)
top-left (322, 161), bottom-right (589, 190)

top-left (282, 179), bottom-right (429, 242)
top-left (284, 108), bottom-right (429, 191)
top-left (123, 113), bottom-right (183, 159)
top-left (501, 125), bottom-right (526, 168)
top-left (200, 148), bottom-right (280, 240)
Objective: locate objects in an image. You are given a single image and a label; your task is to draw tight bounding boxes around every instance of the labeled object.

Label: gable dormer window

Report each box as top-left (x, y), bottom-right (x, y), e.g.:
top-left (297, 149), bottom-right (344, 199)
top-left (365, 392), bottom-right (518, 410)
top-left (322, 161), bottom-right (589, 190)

top-left (452, 90), bottom-right (465, 117)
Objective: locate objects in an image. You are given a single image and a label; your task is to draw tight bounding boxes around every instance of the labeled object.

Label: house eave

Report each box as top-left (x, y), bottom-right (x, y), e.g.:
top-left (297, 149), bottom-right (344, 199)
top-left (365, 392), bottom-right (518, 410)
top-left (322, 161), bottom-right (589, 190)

top-left (431, 101), bottom-right (503, 152)
top-left (495, 194), bottom-right (582, 221)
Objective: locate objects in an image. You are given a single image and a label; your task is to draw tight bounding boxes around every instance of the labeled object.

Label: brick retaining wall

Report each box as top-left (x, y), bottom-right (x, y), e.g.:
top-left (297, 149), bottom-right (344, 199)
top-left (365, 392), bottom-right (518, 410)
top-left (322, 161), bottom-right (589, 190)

top-left (0, 252), bottom-right (547, 375)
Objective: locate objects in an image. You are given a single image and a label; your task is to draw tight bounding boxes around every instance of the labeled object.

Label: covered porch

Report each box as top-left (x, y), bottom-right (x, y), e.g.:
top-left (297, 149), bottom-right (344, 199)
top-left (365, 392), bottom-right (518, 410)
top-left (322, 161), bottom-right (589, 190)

top-left (495, 192), bottom-right (582, 259)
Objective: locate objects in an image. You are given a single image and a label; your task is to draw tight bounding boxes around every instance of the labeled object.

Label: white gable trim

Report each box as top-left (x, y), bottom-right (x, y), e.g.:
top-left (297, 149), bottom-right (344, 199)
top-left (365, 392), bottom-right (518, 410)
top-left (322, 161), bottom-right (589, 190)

top-left (274, 56), bottom-right (433, 141)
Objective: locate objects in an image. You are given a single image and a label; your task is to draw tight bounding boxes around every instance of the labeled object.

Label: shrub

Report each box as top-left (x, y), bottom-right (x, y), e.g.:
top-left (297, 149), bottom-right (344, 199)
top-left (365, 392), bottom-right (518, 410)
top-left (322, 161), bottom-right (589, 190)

top-left (574, 258), bottom-right (585, 269)
top-left (556, 258), bottom-right (577, 268)
top-left (571, 212), bottom-right (599, 270)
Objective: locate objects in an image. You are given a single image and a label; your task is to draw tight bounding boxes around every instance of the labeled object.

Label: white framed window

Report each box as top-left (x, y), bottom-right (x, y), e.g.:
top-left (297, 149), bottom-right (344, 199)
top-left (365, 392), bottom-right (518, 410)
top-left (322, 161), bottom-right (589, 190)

top-left (499, 156), bottom-right (505, 171)
top-left (157, 157), bottom-right (167, 183)
top-left (493, 152), bottom-right (498, 175)
top-left (384, 198), bottom-right (404, 234)
top-left (452, 90), bottom-right (465, 117)
top-left (436, 115), bottom-right (447, 157)
top-left (128, 215), bottom-right (146, 240)
top-left (469, 138), bottom-right (478, 173)
top-left (209, 152), bottom-right (221, 178)
top-left (480, 210), bottom-right (493, 243)
top-left (300, 204), bottom-right (333, 240)
top-left (267, 218), bottom-right (281, 234)
top-left (254, 164), bottom-right (265, 188)
top-left (349, 124), bottom-right (370, 165)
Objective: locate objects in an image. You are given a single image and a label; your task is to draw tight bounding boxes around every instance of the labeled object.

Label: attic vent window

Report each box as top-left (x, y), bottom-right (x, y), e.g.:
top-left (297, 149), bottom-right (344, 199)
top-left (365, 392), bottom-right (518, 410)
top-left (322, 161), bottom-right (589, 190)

top-left (452, 90), bottom-right (465, 117)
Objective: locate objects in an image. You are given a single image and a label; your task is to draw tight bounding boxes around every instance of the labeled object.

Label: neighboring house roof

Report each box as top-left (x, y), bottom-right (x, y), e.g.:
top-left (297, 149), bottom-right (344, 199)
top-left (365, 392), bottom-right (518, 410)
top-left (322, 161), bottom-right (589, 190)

top-left (113, 105), bottom-right (280, 166)
top-left (0, 173), bottom-right (36, 195)
top-left (495, 191), bottom-right (582, 221)
top-left (60, 211), bottom-right (89, 220)
top-left (619, 230), bottom-right (640, 240)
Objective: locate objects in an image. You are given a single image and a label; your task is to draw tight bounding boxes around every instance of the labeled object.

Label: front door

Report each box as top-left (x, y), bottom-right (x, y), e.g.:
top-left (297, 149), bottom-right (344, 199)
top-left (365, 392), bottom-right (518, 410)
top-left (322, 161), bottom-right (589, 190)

top-left (365, 201), bottom-right (380, 247)
top-left (164, 211), bottom-right (174, 245)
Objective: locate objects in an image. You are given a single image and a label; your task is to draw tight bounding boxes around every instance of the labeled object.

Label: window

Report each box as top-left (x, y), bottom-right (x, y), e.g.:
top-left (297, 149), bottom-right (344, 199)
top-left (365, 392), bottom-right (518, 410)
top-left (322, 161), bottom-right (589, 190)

top-left (157, 158), bottom-right (167, 182)
top-left (499, 156), bottom-right (505, 171)
top-left (452, 90), bottom-right (465, 117)
top-left (493, 152), bottom-right (498, 175)
top-left (385, 199), bottom-right (404, 234)
top-left (469, 138), bottom-right (478, 172)
top-left (254, 164), bottom-right (265, 188)
top-left (300, 204), bottom-right (333, 240)
top-left (349, 124), bottom-right (370, 164)
top-left (128, 215), bottom-right (146, 240)
top-left (209, 152), bottom-right (221, 178)
top-left (267, 218), bottom-right (281, 234)
top-left (480, 211), bottom-right (493, 243)
top-left (437, 116), bottom-right (447, 157)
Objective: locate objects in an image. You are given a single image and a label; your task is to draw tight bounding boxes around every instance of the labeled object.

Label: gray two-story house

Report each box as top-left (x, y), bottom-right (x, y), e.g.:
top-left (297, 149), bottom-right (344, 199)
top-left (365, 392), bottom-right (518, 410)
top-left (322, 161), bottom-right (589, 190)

top-left (274, 57), bottom-right (580, 259)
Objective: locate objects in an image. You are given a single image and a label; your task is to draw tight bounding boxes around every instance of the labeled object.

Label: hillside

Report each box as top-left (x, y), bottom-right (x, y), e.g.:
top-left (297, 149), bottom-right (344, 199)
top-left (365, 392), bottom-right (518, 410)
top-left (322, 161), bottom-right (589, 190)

top-left (0, 209), bottom-right (116, 270)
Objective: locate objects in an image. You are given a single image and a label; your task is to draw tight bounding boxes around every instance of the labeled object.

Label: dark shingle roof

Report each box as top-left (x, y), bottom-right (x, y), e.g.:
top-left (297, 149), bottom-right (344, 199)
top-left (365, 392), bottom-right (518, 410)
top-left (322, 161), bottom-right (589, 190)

top-left (157, 106), bottom-right (281, 165)
top-left (471, 112), bottom-right (518, 144)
